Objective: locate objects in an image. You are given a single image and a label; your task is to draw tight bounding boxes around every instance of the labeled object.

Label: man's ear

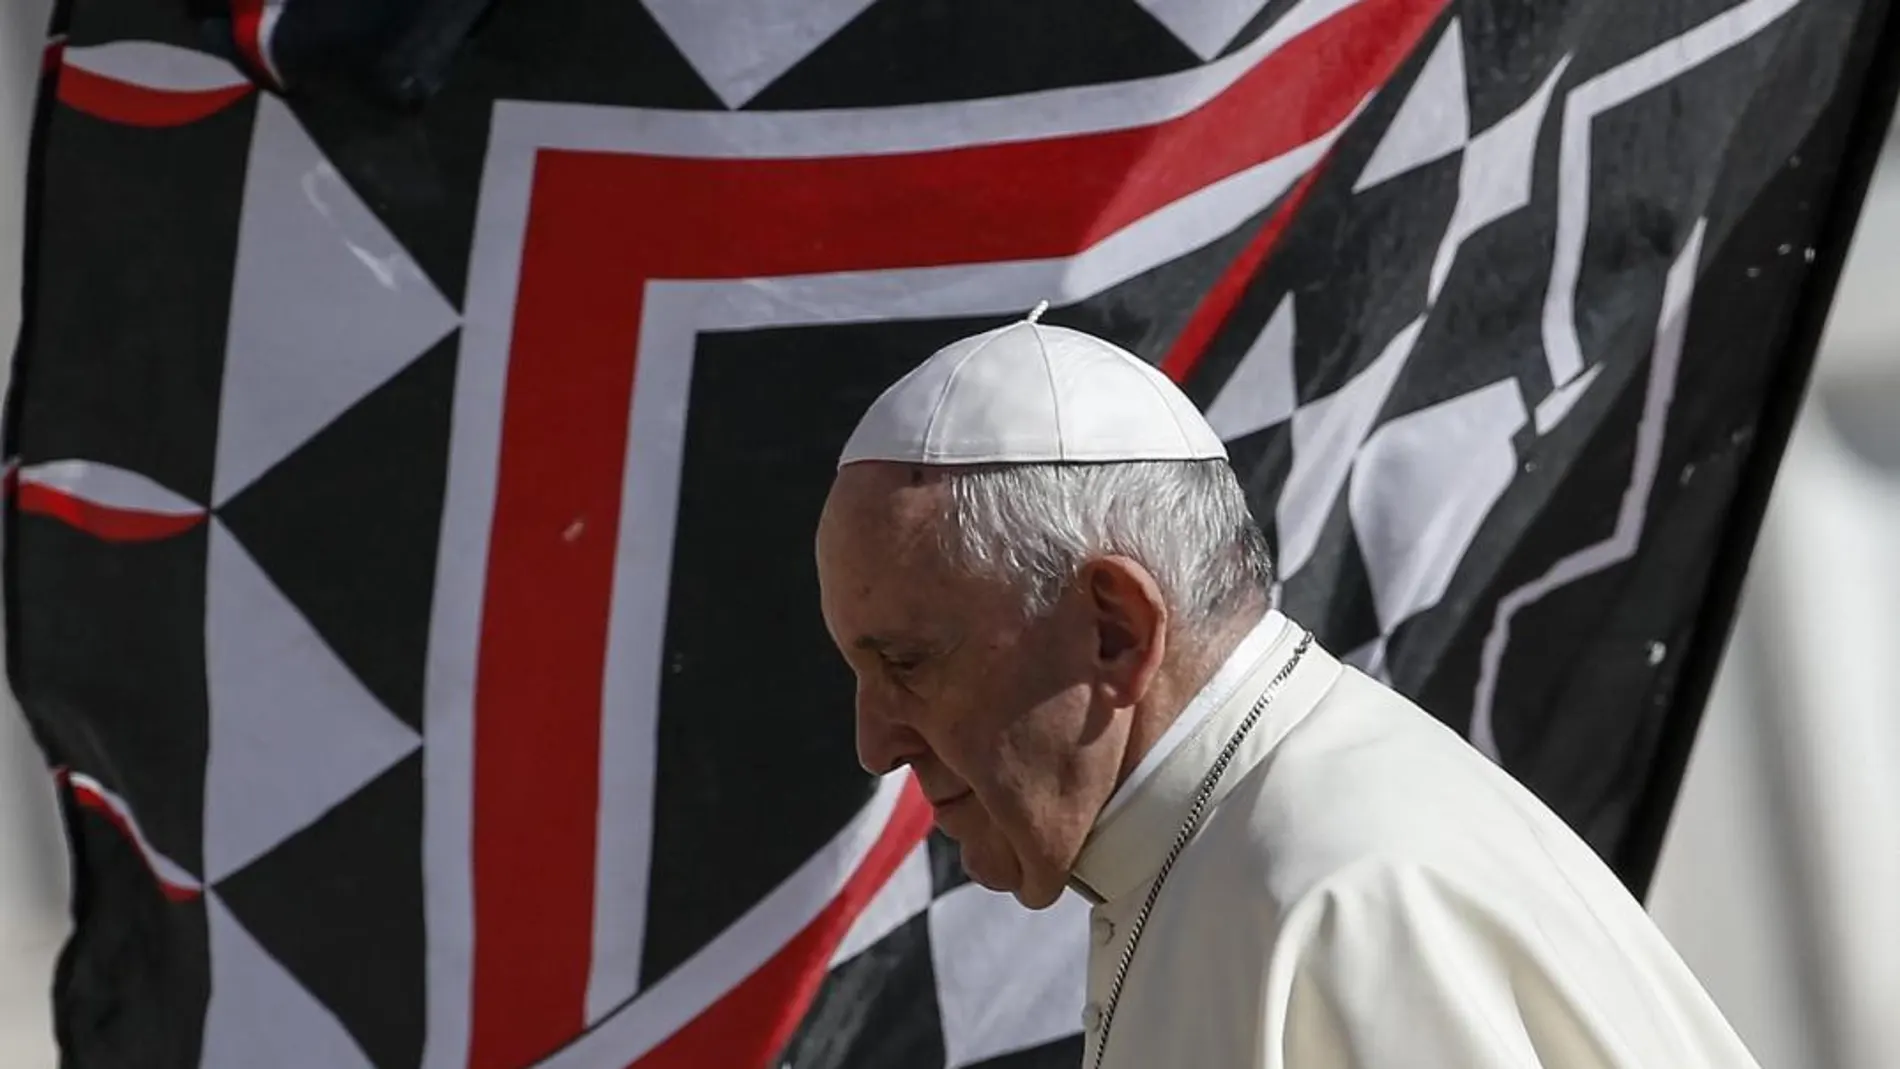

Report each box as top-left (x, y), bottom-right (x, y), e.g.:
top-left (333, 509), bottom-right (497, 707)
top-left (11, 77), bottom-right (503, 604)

top-left (1079, 556), bottom-right (1168, 704)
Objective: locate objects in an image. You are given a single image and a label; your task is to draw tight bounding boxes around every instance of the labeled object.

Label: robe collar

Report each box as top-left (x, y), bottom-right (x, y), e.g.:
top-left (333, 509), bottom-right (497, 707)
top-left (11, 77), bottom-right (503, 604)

top-left (1067, 613), bottom-right (1341, 906)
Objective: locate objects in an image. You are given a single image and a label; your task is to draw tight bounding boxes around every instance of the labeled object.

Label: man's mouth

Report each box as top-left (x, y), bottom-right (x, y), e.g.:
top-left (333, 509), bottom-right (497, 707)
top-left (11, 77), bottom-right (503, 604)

top-left (928, 789), bottom-right (973, 817)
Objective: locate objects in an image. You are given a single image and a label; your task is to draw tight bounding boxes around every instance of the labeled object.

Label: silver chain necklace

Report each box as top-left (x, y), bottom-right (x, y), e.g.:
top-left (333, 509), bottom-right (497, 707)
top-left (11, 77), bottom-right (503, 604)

top-left (1087, 631), bottom-right (1314, 1069)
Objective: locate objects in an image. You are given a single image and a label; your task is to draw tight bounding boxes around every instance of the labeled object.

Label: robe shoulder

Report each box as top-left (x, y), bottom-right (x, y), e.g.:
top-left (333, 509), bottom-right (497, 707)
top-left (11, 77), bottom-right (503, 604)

top-left (1204, 665), bottom-right (1633, 913)
top-left (1264, 858), bottom-right (1758, 1067)
top-left (1173, 667), bottom-right (1762, 1068)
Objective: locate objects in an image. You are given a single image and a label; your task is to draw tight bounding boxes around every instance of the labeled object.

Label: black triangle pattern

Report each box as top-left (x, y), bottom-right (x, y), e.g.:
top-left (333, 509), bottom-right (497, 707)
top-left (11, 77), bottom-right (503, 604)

top-left (774, 913), bottom-right (946, 1069)
top-left (454, 0), bottom-right (725, 109)
top-left (214, 752), bottom-right (424, 1069)
top-left (748, 0), bottom-right (1200, 109)
top-left (1217, 0), bottom-right (1308, 57)
top-left (1279, 499), bottom-right (1384, 658)
top-left (925, 831), bottom-right (972, 898)
top-left (1225, 419), bottom-right (1296, 564)
top-left (216, 335), bottom-right (458, 733)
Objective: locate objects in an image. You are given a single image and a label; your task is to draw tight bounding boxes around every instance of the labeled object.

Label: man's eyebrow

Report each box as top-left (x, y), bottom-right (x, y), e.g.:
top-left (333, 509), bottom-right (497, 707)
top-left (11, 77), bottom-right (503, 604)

top-left (854, 631), bottom-right (962, 658)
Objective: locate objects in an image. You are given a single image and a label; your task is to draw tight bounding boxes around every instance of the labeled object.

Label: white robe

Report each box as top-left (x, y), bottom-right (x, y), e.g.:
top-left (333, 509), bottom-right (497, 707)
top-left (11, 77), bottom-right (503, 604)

top-left (1067, 617), bottom-right (1761, 1068)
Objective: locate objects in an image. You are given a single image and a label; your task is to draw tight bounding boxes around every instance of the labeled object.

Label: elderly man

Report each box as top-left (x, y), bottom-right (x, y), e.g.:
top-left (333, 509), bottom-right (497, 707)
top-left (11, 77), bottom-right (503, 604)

top-left (814, 308), bottom-right (1760, 1068)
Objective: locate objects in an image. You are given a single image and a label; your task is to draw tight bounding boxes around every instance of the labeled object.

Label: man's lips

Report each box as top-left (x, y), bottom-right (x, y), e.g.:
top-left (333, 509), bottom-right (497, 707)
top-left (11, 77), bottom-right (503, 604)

top-left (928, 790), bottom-right (975, 836)
top-left (927, 789), bottom-right (973, 811)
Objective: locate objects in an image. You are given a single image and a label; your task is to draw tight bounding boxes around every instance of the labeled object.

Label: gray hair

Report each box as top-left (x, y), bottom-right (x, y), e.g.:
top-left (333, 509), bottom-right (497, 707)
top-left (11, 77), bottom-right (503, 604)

top-left (935, 459), bottom-right (1274, 634)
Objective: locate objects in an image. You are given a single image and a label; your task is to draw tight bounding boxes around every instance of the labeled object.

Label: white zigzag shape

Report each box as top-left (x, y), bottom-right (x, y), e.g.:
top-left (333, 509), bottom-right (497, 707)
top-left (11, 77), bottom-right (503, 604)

top-left (1469, 217), bottom-right (1705, 760)
top-left (1472, 0), bottom-right (1806, 760)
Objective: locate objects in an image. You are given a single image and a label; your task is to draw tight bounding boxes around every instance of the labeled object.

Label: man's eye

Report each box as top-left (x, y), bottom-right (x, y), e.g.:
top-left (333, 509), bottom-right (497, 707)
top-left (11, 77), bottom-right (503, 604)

top-left (883, 654), bottom-right (924, 677)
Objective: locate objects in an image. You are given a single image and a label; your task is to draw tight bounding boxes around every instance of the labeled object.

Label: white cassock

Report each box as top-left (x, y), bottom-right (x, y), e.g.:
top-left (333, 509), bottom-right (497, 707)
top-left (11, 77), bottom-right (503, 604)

top-left (1067, 610), bottom-right (1762, 1069)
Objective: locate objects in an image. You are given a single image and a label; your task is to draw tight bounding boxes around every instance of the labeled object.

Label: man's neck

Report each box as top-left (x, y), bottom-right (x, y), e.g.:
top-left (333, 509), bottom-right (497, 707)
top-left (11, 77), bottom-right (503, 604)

top-left (1112, 602), bottom-right (1270, 796)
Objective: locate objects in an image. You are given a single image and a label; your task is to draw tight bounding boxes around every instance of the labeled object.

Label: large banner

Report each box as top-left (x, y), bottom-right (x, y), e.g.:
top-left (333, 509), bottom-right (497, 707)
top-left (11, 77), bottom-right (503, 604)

top-left (6, 0), bottom-right (1896, 1066)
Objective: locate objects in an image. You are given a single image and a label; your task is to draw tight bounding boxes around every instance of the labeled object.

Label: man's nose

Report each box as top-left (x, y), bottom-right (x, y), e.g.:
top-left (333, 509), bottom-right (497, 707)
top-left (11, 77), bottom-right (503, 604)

top-left (855, 690), bottom-right (920, 776)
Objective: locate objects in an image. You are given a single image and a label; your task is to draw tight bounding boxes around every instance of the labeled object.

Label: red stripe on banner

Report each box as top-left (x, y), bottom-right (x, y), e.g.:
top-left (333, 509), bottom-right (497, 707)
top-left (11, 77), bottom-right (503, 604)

top-left (631, 782), bottom-right (933, 1069)
top-left (467, 180), bottom-right (654, 1066)
top-left (1159, 163), bottom-right (1329, 383)
top-left (62, 773), bottom-right (203, 903)
top-left (14, 482), bottom-right (205, 542)
top-left (469, 0), bottom-right (1444, 1063)
top-left (230, 0), bottom-right (280, 89)
top-left (55, 64), bottom-right (252, 127)
top-left (41, 36), bottom-right (65, 76)
top-left (536, 0), bottom-right (1421, 282)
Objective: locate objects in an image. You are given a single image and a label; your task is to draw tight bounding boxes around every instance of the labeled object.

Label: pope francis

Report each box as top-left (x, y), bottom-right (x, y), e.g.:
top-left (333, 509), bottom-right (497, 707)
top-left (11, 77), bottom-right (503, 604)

top-left (814, 307), bottom-right (1761, 1068)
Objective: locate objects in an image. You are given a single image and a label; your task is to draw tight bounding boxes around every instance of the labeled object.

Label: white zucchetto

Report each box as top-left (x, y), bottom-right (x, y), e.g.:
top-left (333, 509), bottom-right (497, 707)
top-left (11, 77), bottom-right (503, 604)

top-left (839, 303), bottom-right (1227, 468)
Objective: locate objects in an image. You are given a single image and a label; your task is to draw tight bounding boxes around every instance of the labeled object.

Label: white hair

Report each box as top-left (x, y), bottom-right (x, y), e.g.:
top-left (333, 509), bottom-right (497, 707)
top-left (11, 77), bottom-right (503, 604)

top-left (935, 459), bottom-right (1274, 633)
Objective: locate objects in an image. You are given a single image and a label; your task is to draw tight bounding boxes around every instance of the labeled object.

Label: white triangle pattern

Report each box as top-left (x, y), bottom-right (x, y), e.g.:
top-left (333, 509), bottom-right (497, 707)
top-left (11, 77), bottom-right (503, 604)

top-left (1131, 0), bottom-right (1273, 59)
top-left (1276, 317), bottom-right (1425, 580)
top-left (641, 0), bottom-right (882, 107)
top-left (201, 893), bottom-right (376, 1069)
top-left (213, 95), bottom-right (459, 505)
top-left (1353, 22), bottom-right (1468, 192)
top-left (203, 521), bottom-right (420, 882)
top-left (1205, 293), bottom-right (1298, 442)
top-left (1350, 377), bottom-right (1528, 633)
top-left (928, 884), bottom-right (1091, 1069)
top-left (1427, 56), bottom-right (1569, 301)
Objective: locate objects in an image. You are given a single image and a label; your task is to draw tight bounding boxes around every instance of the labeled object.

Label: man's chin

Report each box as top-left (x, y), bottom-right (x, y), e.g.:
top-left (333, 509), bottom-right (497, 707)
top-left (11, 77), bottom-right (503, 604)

top-left (960, 849), bottom-right (1064, 909)
top-left (1008, 880), bottom-right (1067, 910)
top-left (957, 843), bottom-right (1026, 898)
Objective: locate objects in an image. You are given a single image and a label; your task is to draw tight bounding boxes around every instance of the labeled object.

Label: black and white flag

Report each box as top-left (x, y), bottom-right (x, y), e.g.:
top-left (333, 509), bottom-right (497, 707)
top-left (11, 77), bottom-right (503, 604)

top-left (7, 0), bottom-right (1896, 1066)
